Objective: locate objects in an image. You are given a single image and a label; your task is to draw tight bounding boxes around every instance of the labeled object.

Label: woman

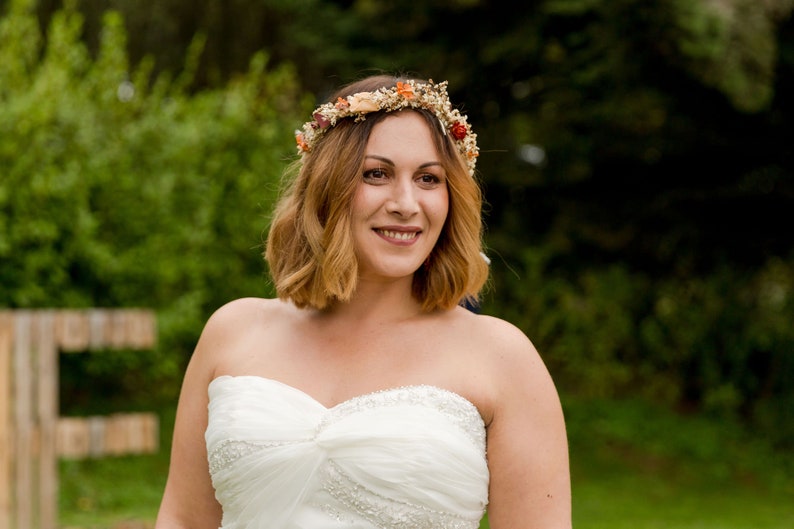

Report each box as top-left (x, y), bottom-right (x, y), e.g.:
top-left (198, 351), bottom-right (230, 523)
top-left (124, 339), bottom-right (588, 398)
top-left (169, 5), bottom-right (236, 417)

top-left (155, 75), bottom-right (571, 529)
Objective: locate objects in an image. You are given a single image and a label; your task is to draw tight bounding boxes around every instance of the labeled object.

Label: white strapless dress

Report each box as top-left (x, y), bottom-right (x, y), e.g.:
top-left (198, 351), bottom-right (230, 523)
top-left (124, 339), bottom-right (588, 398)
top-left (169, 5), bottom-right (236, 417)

top-left (205, 375), bottom-right (489, 529)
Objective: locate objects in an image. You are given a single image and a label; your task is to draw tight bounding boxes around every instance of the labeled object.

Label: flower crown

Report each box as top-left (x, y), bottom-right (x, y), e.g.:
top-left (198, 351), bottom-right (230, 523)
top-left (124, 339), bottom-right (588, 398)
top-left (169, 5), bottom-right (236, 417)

top-left (295, 80), bottom-right (479, 176)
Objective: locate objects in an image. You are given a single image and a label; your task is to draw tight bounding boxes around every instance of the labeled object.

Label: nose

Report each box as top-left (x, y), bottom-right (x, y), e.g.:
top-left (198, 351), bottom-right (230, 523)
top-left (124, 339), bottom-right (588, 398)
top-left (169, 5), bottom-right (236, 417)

top-left (386, 178), bottom-right (420, 217)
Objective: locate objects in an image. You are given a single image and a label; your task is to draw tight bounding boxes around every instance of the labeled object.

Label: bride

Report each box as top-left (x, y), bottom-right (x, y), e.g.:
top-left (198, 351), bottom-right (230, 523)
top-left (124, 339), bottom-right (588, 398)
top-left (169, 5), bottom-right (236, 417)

top-left (155, 76), bottom-right (571, 529)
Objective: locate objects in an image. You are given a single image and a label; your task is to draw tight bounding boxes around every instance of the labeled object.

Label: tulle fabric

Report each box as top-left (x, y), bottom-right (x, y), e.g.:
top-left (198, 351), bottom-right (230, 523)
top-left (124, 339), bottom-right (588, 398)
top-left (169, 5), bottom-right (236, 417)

top-left (205, 375), bottom-right (489, 529)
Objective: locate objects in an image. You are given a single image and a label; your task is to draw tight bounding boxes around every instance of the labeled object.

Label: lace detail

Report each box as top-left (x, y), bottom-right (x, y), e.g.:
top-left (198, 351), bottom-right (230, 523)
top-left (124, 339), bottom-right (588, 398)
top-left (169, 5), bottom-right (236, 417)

top-left (321, 461), bottom-right (480, 529)
top-left (320, 385), bottom-right (485, 452)
top-left (208, 438), bottom-right (307, 474)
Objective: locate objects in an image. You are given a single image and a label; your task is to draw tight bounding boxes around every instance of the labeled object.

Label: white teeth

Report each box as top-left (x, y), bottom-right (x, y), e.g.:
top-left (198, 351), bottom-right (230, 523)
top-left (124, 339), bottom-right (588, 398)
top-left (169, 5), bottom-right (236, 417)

top-left (378, 229), bottom-right (417, 241)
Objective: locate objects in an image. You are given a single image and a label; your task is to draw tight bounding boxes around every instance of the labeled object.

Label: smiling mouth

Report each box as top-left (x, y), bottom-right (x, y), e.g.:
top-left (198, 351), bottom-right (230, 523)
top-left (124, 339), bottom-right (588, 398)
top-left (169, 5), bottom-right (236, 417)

top-left (375, 229), bottom-right (419, 241)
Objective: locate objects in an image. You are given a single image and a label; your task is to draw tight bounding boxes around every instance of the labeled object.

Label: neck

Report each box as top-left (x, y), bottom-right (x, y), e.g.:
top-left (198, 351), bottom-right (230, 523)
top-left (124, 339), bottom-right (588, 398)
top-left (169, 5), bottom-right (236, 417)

top-left (324, 275), bottom-right (424, 325)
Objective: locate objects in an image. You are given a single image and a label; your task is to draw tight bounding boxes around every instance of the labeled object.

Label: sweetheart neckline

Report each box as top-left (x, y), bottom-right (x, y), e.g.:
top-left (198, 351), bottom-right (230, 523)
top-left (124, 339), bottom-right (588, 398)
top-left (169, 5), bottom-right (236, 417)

top-left (209, 374), bottom-right (482, 418)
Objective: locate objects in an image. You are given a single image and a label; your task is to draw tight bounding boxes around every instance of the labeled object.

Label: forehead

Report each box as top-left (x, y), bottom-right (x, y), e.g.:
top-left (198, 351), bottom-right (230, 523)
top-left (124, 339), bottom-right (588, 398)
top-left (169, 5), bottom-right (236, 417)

top-left (365, 111), bottom-right (440, 160)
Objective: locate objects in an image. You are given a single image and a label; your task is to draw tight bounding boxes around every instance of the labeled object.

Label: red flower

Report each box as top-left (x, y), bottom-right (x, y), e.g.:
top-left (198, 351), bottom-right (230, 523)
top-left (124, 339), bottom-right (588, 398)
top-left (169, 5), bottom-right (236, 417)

top-left (313, 112), bottom-right (331, 129)
top-left (450, 121), bottom-right (468, 140)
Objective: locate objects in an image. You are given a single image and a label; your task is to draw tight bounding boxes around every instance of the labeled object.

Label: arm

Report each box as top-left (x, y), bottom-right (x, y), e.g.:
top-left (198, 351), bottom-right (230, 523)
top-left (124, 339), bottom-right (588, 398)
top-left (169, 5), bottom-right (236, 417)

top-left (483, 320), bottom-right (572, 529)
top-left (155, 312), bottom-right (225, 529)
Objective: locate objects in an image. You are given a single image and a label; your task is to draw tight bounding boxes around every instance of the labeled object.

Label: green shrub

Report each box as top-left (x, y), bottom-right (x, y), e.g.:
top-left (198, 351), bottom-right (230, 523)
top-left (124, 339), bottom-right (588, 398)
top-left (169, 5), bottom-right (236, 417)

top-left (0, 1), bottom-right (309, 406)
top-left (484, 248), bottom-right (794, 450)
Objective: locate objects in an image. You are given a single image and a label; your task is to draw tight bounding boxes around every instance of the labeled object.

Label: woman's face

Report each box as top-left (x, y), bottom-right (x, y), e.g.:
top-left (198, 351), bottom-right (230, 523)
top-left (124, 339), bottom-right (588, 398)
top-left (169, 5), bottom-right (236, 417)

top-left (351, 111), bottom-right (449, 284)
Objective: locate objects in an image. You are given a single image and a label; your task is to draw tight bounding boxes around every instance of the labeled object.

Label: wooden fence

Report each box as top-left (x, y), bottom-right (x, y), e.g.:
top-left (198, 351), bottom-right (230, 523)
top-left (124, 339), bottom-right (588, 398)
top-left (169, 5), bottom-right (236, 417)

top-left (0, 309), bottom-right (158, 529)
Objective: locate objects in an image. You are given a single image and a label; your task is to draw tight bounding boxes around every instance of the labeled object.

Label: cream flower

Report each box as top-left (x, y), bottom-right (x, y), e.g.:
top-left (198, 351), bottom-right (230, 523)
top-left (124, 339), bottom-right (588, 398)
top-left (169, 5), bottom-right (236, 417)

top-left (347, 93), bottom-right (380, 113)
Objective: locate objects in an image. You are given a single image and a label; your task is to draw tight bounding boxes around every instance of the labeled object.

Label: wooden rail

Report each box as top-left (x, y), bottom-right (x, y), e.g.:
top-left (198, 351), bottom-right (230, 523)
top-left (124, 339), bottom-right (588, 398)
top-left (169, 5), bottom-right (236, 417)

top-left (57, 413), bottom-right (159, 459)
top-left (0, 309), bottom-right (157, 529)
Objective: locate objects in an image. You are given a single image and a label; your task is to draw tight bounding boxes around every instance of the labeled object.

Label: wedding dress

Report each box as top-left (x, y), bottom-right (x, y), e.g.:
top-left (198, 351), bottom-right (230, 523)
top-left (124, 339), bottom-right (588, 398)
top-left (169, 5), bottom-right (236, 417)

top-left (205, 375), bottom-right (489, 529)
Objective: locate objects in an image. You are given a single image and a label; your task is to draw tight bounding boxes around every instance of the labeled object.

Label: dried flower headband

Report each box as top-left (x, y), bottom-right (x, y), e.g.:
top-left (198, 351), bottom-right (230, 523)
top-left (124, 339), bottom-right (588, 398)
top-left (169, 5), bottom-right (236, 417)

top-left (295, 80), bottom-right (479, 176)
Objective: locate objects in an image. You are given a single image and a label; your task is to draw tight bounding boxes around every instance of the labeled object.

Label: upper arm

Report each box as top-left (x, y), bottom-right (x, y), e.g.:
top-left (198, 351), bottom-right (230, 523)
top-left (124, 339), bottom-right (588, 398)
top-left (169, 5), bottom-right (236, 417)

top-left (482, 321), bottom-right (572, 529)
top-left (155, 304), bottom-right (239, 529)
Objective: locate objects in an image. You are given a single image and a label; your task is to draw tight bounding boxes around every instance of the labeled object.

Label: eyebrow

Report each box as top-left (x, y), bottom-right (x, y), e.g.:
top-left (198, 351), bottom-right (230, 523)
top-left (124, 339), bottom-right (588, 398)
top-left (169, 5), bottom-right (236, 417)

top-left (364, 154), bottom-right (443, 169)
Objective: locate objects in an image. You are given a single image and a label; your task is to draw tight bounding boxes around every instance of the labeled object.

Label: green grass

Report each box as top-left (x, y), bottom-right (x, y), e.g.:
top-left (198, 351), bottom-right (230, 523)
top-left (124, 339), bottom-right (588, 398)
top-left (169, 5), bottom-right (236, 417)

top-left (566, 397), bottom-right (794, 529)
top-left (58, 408), bottom-right (174, 529)
top-left (60, 398), bottom-right (794, 529)
top-left (59, 455), bottom-right (167, 528)
top-left (569, 438), bottom-right (794, 528)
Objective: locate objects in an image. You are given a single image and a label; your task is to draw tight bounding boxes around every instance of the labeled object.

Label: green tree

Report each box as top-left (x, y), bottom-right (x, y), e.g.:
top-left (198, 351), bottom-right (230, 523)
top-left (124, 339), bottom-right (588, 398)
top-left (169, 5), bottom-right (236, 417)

top-left (0, 0), bottom-right (308, 407)
top-left (31, 0), bottom-right (791, 270)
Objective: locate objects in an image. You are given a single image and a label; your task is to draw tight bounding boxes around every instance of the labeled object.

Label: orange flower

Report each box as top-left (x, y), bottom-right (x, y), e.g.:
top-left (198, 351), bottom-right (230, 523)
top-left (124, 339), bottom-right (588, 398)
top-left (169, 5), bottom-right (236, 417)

top-left (296, 133), bottom-right (309, 152)
top-left (396, 82), bottom-right (415, 99)
top-left (335, 97), bottom-right (350, 109)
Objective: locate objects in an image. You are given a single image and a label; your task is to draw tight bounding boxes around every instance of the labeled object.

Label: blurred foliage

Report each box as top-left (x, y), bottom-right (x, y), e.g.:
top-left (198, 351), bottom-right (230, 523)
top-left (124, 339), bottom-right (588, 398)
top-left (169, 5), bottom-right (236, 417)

top-left (21, 1), bottom-right (794, 268)
top-left (1, 0), bottom-right (793, 447)
top-left (0, 0), bottom-right (307, 405)
top-left (488, 248), bottom-right (794, 449)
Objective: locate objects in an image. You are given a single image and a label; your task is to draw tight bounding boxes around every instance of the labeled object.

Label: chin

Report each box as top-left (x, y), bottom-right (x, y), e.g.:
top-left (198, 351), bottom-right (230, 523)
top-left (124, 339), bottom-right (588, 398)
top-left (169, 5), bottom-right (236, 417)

top-left (360, 261), bottom-right (424, 281)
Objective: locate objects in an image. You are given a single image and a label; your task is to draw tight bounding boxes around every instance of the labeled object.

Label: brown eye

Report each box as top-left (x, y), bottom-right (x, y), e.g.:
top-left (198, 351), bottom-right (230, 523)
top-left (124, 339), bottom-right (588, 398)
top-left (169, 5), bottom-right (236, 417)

top-left (363, 168), bottom-right (389, 182)
top-left (417, 173), bottom-right (444, 187)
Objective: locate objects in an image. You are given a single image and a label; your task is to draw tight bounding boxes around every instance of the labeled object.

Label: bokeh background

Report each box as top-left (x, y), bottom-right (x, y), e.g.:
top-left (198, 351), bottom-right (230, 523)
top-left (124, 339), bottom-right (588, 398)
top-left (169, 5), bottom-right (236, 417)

top-left (1, 0), bottom-right (793, 527)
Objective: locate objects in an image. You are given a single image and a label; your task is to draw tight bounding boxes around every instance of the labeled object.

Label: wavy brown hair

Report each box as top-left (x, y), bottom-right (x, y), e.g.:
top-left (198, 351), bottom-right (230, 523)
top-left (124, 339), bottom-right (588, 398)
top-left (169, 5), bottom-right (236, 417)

top-left (265, 75), bottom-right (488, 311)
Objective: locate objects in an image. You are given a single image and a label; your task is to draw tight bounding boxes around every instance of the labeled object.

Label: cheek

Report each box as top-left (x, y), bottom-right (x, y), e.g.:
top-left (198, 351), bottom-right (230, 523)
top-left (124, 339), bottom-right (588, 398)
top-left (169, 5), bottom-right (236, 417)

top-left (433, 190), bottom-right (450, 225)
top-left (351, 186), bottom-right (375, 221)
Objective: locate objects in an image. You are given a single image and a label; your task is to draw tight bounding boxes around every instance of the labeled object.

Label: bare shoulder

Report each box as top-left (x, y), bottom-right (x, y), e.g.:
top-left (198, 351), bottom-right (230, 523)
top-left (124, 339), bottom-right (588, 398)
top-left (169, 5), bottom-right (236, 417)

top-left (189, 297), bottom-right (293, 377)
top-left (465, 312), bottom-right (535, 352)
top-left (204, 297), bottom-right (285, 328)
top-left (452, 309), bottom-right (546, 382)
top-left (444, 309), bottom-right (560, 423)
top-left (201, 296), bottom-right (299, 340)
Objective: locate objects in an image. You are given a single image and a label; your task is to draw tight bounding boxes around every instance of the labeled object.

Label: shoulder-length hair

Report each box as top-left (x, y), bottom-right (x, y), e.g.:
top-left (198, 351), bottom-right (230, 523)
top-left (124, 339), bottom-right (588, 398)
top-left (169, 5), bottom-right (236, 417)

top-left (265, 75), bottom-right (489, 311)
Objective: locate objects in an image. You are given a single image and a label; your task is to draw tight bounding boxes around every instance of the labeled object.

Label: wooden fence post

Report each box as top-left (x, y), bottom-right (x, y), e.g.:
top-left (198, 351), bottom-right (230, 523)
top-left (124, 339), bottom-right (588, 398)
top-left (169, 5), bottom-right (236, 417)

top-left (0, 312), bottom-right (13, 529)
top-left (12, 311), bottom-right (33, 529)
top-left (0, 309), bottom-right (158, 529)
